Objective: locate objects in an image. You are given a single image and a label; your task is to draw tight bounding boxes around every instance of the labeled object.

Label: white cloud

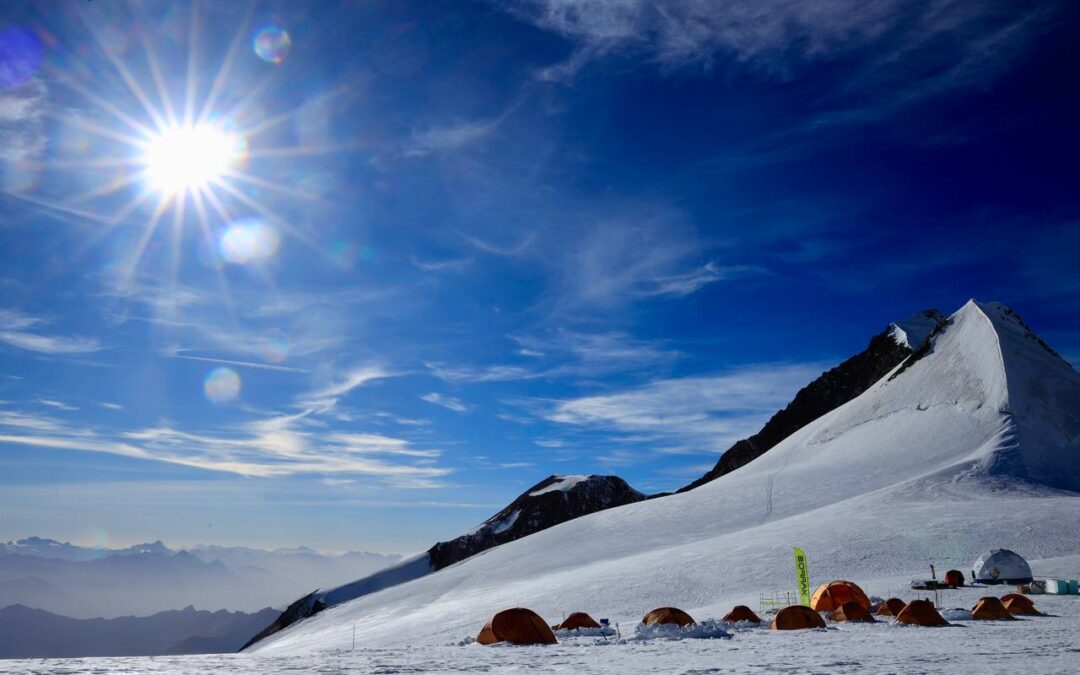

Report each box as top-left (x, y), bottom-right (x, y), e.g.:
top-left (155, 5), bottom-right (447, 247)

top-left (533, 439), bottom-right (566, 448)
top-left (641, 262), bottom-right (768, 298)
top-left (0, 309), bottom-right (102, 354)
top-left (516, 330), bottom-right (679, 371)
top-left (511, 0), bottom-right (1055, 90)
top-left (166, 353), bottom-right (309, 373)
top-left (420, 392), bottom-right (470, 413)
top-left (0, 79), bottom-right (46, 162)
top-left (305, 366), bottom-right (392, 401)
top-left (559, 216), bottom-right (751, 307)
top-left (410, 256), bottom-right (474, 272)
top-left (405, 119), bottom-right (498, 157)
top-left (541, 362), bottom-right (826, 449)
top-left (0, 399), bottom-right (451, 485)
top-left (459, 231), bottom-right (536, 257)
top-left (428, 330), bottom-right (680, 384)
top-left (425, 362), bottom-right (536, 383)
top-left (36, 399), bottom-right (78, 412)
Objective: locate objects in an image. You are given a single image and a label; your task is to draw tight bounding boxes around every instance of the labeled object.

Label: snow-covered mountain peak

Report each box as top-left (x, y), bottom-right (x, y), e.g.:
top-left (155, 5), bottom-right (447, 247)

top-left (888, 308), bottom-right (947, 348)
top-left (250, 299), bottom-right (1080, 656)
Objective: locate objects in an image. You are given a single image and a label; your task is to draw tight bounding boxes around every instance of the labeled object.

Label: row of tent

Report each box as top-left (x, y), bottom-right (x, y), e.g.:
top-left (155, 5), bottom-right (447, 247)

top-left (474, 579), bottom-right (1044, 645)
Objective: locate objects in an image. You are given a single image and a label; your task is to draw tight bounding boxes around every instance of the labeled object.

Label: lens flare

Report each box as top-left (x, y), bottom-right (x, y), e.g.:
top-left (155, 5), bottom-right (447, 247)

top-left (219, 219), bottom-right (280, 264)
top-left (141, 125), bottom-right (247, 195)
top-left (254, 24), bottom-right (291, 64)
top-left (259, 333), bottom-right (291, 362)
top-left (203, 367), bottom-right (241, 403)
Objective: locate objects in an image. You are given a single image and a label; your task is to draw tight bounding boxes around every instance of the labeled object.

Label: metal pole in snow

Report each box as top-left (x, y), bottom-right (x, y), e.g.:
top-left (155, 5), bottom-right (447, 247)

top-left (352, 624), bottom-right (356, 651)
top-left (930, 564), bottom-right (940, 608)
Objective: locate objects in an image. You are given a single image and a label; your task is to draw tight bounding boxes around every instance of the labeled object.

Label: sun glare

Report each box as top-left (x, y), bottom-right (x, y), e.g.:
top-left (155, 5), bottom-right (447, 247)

top-left (141, 125), bottom-right (246, 195)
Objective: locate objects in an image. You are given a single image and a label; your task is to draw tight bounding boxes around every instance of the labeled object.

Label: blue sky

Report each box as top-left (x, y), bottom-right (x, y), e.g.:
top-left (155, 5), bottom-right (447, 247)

top-left (0, 0), bottom-right (1078, 553)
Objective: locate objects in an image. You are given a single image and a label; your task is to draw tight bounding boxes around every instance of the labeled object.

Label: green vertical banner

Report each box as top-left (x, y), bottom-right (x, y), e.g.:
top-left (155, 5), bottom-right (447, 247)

top-left (794, 547), bottom-right (811, 607)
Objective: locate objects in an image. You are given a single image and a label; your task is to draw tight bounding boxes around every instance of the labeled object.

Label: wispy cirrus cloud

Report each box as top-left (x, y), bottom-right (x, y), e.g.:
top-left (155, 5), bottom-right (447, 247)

top-left (537, 362), bottom-right (827, 451)
top-left (35, 399), bottom-right (78, 412)
top-left (165, 352), bottom-right (310, 373)
top-left (459, 231), bottom-right (536, 257)
top-left (410, 255), bottom-right (474, 273)
top-left (420, 392), bottom-right (470, 413)
top-left (0, 404), bottom-right (451, 485)
top-left (305, 366), bottom-right (393, 402)
top-left (559, 216), bottom-right (758, 308)
top-left (405, 119), bottom-right (499, 158)
top-left (0, 78), bottom-right (47, 185)
top-left (510, 0), bottom-right (1059, 97)
top-left (425, 362), bottom-right (536, 383)
top-left (0, 309), bottom-right (102, 354)
top-left (426, 330), bottom-right (679, 384)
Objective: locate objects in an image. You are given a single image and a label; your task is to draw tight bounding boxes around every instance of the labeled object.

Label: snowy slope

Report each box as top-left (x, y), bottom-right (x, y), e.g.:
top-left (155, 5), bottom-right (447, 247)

top-left (251, 300), bottom-right (1080, 654)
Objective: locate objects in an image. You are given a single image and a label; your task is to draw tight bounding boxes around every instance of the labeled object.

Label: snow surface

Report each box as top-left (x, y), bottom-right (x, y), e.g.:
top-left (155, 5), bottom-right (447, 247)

top-left (529, 475), bottom-right (590, 497)
top-left (318, 553), bottom-right (431, 608)
top-left (490, 509), bottom-right (520, 535)
top-left (244, 300), bottom-right (1080, 664)
top-left (9, 579), bottom-right (1080, 673)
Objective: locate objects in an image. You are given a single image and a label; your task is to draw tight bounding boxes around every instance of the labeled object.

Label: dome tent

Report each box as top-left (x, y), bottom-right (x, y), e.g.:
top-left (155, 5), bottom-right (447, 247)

top-left (1002, 593), bottom-right (1040, 616)
top-left (810, 580), bottom-right (870, 612)
top-left (770, 605), bottom-right (826, 630)
top-left (972, 549), bottom-right (1033, 584)
top-left (722, 605), bottom-right (761, 623)
top-left (476, 608), bottom-right (558, 645)
top-left (554, 612), bottom-right (601, 631)
top-left (971, 596), bottom-right (1017, 621)
top-left (875, 598), bottom-right (907, 617)
top-left (894, 599), bottom-right (949, 627)
top-left (642, 607), bottom-right (695, 627)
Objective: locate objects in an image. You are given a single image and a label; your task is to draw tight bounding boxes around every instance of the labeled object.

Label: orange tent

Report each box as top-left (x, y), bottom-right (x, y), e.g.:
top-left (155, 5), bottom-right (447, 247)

top-left (1001, 593), bottom-right (1039, 616)
top-left (875, 598), bottom-right (907, 617)
top-left (944, 569), bottom-right (965, 587)
top-left (810, 580), bottom-right (870, 612)
top-left (831, 601), bottom-right (876, 623)
top-left (894, 599), bottom-right (949, 627)
top-left (554, 612), bottom-right (601, 631)
top-left (770, 605), bottom-right (827, 630)
top-left (722, 605), bottom-right (762, 623)
top-left (476, 608), bottom-right (558, 645)
top-left (642, 607), bottom-right (695, 627)
top-left (971, 596), bottom-right (1017, 621)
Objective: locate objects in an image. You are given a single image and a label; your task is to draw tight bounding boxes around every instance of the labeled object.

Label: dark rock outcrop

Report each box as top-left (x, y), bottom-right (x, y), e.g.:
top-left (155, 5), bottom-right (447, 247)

top-left (427, 474), bottom-right (645, 570)
top-left (242, 474), bottom-right (644, 650)
top-left (678, 311), bottom-right (946, 493)
top-left (240, 592), bottom-right (325, 651)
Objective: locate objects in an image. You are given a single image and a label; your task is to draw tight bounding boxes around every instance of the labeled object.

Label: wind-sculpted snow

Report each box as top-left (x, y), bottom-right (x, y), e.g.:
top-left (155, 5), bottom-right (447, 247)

top-left (248, 300), bottom-right (1080, 658)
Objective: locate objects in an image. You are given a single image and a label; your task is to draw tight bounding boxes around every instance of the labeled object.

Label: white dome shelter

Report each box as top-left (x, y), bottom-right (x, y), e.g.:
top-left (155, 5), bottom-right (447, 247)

top-left (973, 549), bottom-right (1033, 584)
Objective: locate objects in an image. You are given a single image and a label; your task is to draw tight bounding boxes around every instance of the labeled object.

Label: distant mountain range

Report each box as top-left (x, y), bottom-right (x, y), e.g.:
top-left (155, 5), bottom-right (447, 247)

top-left (0, 537), bottom-right (400, 619)
top-left (0, 603), bottom-right (280, 658)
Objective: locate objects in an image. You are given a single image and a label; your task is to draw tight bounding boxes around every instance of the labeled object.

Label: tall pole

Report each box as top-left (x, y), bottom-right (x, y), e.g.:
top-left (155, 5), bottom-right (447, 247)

top-left (930, 564), bottom-right (940, 608)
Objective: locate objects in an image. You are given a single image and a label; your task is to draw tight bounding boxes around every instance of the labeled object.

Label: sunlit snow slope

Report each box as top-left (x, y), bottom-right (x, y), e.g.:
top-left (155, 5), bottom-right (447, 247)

top-left (252, 300), bottom-right (1080, 654)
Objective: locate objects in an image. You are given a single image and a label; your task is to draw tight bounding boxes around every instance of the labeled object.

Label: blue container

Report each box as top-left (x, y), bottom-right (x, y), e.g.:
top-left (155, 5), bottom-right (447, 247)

top-left (1069, 579), bottom-right (1079, 594)
top-left (1045, 579), bottom-right (1069, 594)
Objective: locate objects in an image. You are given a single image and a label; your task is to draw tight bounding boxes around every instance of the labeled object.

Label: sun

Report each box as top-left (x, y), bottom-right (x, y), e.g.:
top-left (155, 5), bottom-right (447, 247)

top-left (140, 125), bottom-right (247, 195)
